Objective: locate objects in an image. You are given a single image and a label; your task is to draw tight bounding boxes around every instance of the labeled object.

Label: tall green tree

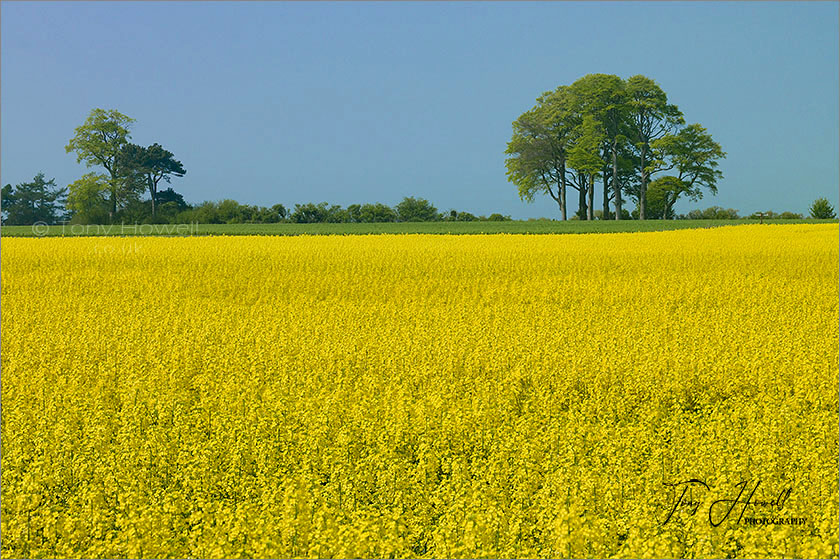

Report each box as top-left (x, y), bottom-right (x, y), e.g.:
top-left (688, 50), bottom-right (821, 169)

top-left (569, 74), bottom-right (630, 220)
top-left (567, 115), bottom-right (605, 220)
top-left (1, 173), bottom-right (67, 225)
top-left (65, 108), bottom-right (137, 221)
top-left (506, 87), bottom-right (577, 220)
top-left (649, 123), bottom-right (726, 218)
top-left (118, 143), bottom-right (186, 217)
top-left (625, 76), bottom-right (684, 219)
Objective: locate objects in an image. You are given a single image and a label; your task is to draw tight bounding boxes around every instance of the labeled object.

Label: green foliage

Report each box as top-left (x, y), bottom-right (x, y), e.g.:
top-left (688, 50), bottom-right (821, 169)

top-left (119, 198), bottom-right (156, 224)
top-left (292, 202), bottom-right (335, 223)
top-left (778, 211), bottom-right (804, 220)
top-left (505, 87), bottom-right (574, 209)
top-left (270, 204), bottom-right (288, 221)
top-left (218, 199), bottom-right (249, 223)
top-left (358, 203), bottom-right (397, 223)
top-left (156, 188), bottom-right (189, 211)
top-left (650, 124), bottom-right (725, 203)
top-left (442, 210), bottom-right (480, 222)
top-left (117, 143), bottom-right (186, 216)
top-left (66, 173), bottom-right (111, 224)
top-left (1, 173), bottom-right (67, 225)
top-left (65, 109), bottom-right (135, 171)
top-left (508, 75), bottom-right (724, 221)
top-left (65, 109), bottom-right (136, 219)
top-left (173, 199), bottom-right (281, 225)
top-left (645, 176), bottom-right (690, 220)
top-left (809, 197), bottom-right (836, 219)
top-left (396, 197), bottom-right (438, 222)
top-left (686, 206), bottom-right (740, 220)
top-left (567, 115), bottom-right (605, 176)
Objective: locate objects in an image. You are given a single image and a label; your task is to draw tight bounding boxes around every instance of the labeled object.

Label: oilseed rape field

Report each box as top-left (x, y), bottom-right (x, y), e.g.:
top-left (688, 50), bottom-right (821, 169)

top-left (1, 224), bottom-right (837, 559)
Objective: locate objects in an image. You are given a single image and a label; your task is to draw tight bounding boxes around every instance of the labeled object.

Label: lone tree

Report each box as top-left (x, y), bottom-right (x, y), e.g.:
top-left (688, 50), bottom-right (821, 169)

top-left (1, 172), bottom-right (67, 225)
top-left (65, 108), bottom-right (137, 222)
top-left (118, 143), bottom-right (186, 217)
top-left (809, 197), bottom-right (837, 219)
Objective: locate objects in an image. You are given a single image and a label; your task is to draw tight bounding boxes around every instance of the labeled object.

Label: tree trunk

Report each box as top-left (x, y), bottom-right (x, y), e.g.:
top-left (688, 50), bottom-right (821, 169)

top-left (602, 171), bottom-right (609, 220)
top-left (613, 143), bottom-right (621, 220)
top-left (587, 173), bottom-right (594, 221)
top-left (578, 174), bottom-right (587, 219)
top-left (110, 179), bottom-right (117, 223)
top-left (639, 144), bottom-right (647, 220)
top-left (560, 163), bottom-right (567, 221)
top-left (664, 193), bottom-right (675, 220)
top-left (150, 180), bottom-right (156, 218)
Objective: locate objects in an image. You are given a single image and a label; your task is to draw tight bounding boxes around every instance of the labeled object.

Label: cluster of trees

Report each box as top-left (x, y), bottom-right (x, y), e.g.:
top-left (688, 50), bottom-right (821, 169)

top-left (61, 109), bottom-right (187, 224)
top-left (1, 173), bottom-right (68, 225)
top-left (506, 73), bottom-right (727, 220)
top-left (1, 108), bottom-right (509, 226)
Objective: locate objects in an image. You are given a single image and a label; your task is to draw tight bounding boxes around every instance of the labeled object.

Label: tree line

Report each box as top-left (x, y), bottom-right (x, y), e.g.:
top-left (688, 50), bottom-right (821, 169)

top-left (1, 104), bottom-right (836, 225)
top-left (506, 73), bottom-right (729, 220)
top-left (0, 175), bottom-right (515, 225)
top-left (0, 108), bottom-right (512, 226)
top-left (170, 197), bottom-right (513, 225)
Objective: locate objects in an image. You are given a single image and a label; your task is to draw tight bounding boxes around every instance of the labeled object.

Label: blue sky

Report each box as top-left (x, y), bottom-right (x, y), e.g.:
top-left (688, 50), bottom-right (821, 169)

top-left (2, 1), bottom-right (837, 219)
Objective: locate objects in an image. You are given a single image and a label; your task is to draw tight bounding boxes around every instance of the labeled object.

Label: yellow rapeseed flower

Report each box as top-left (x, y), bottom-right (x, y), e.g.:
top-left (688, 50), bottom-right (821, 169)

top-left (1, 224), bottom-right (837, 558)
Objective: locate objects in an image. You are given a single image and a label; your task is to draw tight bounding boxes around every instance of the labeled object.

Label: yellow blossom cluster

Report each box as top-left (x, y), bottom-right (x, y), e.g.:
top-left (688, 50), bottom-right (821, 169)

top-left (1, 224), bottom-right (837, 558)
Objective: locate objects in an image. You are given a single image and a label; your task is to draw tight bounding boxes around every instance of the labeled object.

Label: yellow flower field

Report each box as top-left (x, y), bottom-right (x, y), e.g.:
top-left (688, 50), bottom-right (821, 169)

top-left (1, 224), bottom-right (837, 559)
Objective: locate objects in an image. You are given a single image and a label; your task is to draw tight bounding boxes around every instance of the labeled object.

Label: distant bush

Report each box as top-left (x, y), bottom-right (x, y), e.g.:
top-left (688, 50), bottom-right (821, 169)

top-left (686, 206), bottom-right (740, 220)
top-left (745, 210), bottom-right (802, 220)
top-left (396, 197), bottom-right (438, 222)
top-left (291, 202), bottom-right (343, 223)
top-left (778, 211), bottom-right (803, 220)
top-left (358, 203), bottom-right (397, 223)
top-left (52, 190), bottom-right (506, 226)
top-left (595, 209), bottom-right (631, 220)
top-left (176, 199), bottom-right (288, 225)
